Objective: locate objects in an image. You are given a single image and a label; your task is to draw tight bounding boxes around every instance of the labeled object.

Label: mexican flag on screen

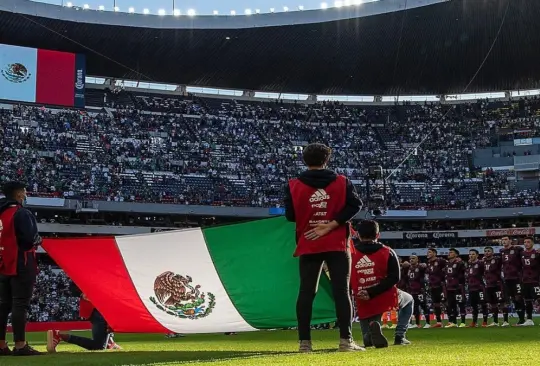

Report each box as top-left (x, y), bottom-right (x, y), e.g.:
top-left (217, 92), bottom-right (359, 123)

top-left (42, 218), bottom-right (336, 334)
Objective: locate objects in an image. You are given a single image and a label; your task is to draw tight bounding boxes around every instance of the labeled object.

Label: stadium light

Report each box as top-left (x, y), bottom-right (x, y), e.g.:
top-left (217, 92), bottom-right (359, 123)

top-left (158, 9), bottom-right (166, 15)
top-left (66, 2), bottom-right (73, 7)
top-left (213, 10), bottom-right (219, 15)
top-left (335, 1), bottom-right (343, 7)
top-left (270, 7), bottom-right (275, 12)
top-left (344, 0), bottom-right (351, 5)
top-left (298, 5), bottom-right (304, 10)
top-left (128, 7), bottom-right (135, 13)
top-left (113, 6), bottom-right (119, 12)
top-left (321, 2), bottom-right (328, 9)
top-left (283, 6), bottom-right (289, 11)
top-left (83, 4), bottom-right (89, 9)
top-left (255, 9), bottom-right (260, 13)
top-left (187, 9), bottom-right (196, 16)
top-left (98, 5), bottom-right (105, 10)
top-left (230, 10), bottom-right (236, 15)
top-left (245, 9), bottom-right (252, 15)
top-left (143, 8), bottom-right (150, 14)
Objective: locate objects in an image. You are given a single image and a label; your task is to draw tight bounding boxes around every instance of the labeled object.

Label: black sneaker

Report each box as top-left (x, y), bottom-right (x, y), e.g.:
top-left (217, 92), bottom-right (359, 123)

top-left (369, 322), bottom-right (388, 348)
top-left (12, 344), bottom-right (43, 356)
top-left (394, 336), bottom-right (411, 346)
top-left (0, 346), bottom-right (12, 356)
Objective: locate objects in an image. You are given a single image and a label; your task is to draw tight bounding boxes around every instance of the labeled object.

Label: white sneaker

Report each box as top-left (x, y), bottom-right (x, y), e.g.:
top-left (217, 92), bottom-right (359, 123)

top-left (338, 338), bottom-right (366, 352)
top-left (521, 319), bottom-right (535, 326)
top-left (423, 323), bottom-right (431, 329)
top-left (501, 322), bottom-right (510, 327)
top-left (408, 324), bottom-right (417, 329)
top-left (487, 322), bottom-right (499, 327)
top-left (299, 340), bottom-right (313, 353)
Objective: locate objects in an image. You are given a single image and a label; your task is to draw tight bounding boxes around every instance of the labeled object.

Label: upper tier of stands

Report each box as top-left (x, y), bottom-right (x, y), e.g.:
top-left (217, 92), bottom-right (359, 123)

top-left (2, 87), bottom-right (540, 210)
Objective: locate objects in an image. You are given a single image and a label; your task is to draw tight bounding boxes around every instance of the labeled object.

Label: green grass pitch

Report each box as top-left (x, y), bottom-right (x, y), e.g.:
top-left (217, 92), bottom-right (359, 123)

top-left (1, 323), bottom-right (539, 366)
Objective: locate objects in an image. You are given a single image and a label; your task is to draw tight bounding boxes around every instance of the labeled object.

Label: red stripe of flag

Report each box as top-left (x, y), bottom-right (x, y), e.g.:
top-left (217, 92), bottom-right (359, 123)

top-left (35, 49), bottom-right (75, 107)
top-left (42, 238), bottom-right (170, 334)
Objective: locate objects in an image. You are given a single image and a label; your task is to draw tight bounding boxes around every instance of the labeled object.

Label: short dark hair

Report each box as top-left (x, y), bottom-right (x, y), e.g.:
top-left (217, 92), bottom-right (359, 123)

top-left (524, 237), bottom-right (534, 242)
top-left (302, 143), bottom-right (331, 167)
top-left (469, 249), bottom-right (479, 255)
top-left (427, 248), bottom-right (437, 254)
top-left (501, 236), bottom-right (510, 240)
top-left (356, 220), bottom-right (379, 240)
top-left (1, 181), bottom-right (26, 199)
top-left (449, 248), bottom-right (460, 256)
top-left (484, 246), bottom-right (494, 251)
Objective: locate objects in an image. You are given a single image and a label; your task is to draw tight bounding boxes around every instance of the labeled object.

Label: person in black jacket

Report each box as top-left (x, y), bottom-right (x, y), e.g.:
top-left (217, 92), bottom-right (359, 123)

top-left (284, 143), bottom-right (363, 352)
top-left (0, 181), bottom-right (42, 356)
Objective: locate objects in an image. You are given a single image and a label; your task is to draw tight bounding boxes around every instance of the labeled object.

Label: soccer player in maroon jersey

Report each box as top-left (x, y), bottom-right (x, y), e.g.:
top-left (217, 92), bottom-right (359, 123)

top-left (445, 248), bottom-right (467, 328)
top-left (467, 249), bottom-right (488, 327)
top-left (406, 255), bottom-right (431, 328)
top-left (520, 237), bottom-right (540, 326)
top-left (482, 246), bottom-right (504, 327)
top-left (426, 248), bottom-right (446, 328)
top-left (500, 236), bottom-right (525, 326)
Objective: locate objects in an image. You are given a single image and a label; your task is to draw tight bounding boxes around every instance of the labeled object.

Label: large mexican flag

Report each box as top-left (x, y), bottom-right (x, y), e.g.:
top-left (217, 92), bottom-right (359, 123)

top-left (42, 218), bottom-right (337, 334)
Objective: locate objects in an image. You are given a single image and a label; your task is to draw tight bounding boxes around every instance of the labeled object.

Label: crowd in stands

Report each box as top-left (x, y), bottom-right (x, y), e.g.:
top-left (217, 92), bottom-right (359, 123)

top-left (27, 265), bottom-right (79, 322)
top-left (2, 90), bottom-right (540, 210)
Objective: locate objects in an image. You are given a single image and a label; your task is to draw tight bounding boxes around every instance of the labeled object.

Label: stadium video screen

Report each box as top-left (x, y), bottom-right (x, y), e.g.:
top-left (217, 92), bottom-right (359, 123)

top-left (0, 43), bottom-right (86, 108)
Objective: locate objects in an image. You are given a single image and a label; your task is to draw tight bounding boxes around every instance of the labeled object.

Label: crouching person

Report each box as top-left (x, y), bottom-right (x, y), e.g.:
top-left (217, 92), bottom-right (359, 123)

top-left (46, 286), bottom-right (120, 352)
top-left (351, 220), bottom-right (411, 348)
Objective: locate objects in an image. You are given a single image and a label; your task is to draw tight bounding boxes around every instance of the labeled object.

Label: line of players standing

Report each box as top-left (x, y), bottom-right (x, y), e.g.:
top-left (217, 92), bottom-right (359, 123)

top-left (400, 236), bottom-right (540, 328)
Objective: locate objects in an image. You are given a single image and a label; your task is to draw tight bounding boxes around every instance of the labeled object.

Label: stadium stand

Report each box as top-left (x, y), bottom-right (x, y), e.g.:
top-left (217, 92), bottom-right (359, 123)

top-left (3, 91), bottom-right (540, 209)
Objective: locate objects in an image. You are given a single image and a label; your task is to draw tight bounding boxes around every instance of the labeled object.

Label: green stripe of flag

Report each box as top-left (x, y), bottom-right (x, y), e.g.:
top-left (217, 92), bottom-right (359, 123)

top-left (204, 217), bottom-right (337, 329)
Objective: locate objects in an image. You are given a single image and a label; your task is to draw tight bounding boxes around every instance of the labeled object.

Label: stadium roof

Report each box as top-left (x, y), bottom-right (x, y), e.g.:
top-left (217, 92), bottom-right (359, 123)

top-left (1, 0), bottom-right (539, 95)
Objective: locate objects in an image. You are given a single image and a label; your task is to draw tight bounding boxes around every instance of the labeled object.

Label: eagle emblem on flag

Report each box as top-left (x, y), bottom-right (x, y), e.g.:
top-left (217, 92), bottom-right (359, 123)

top-left (1, 63), bottom-right (31, 83)
top-left (150, 271), bottom-right (215, 319)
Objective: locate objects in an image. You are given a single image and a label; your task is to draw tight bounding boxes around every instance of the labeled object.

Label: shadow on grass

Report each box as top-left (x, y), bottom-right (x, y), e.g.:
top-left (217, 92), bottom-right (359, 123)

top-left (3, 350), bottom-right (299, 366)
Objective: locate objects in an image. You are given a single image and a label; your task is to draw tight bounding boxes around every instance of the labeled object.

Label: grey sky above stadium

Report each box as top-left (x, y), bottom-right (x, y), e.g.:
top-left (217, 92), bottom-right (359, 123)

top-left (34, 0), bottom-right (378, 15)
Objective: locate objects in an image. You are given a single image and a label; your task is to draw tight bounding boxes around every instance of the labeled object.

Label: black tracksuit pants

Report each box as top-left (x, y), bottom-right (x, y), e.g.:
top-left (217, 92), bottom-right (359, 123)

top-left (0, 267), bottom-right (36, 342)
top-left (297, 250), bottom-right (352, 341)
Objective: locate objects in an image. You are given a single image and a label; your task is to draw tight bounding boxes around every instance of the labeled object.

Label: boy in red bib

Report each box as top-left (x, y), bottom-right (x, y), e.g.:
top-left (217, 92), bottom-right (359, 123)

top-left (46, 284), bottom-right (120, 352)
top-left (351, 220), bottom-right (411, 347)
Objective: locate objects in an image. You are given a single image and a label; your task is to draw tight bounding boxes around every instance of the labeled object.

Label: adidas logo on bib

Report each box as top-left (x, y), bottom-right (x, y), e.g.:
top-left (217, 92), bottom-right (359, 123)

top-left (309, 189), bottom-right (330, 203)
top-left (355, 256), bottom-right (375, 268)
